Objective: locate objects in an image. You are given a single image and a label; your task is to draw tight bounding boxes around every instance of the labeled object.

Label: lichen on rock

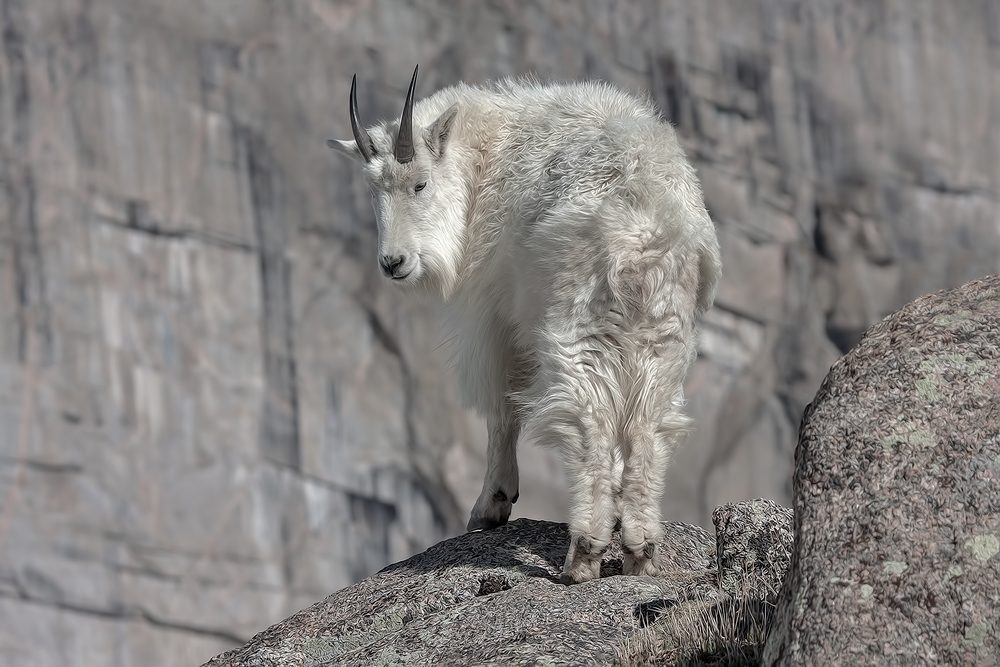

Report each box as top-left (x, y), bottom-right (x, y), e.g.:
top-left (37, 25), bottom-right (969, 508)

top-left (764, 275), bottom-right (1000, 666)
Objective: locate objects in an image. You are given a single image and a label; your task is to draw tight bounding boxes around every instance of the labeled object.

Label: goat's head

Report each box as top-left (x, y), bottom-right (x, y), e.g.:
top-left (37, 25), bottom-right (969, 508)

top-left (328, 66), bottom-right (464, 293)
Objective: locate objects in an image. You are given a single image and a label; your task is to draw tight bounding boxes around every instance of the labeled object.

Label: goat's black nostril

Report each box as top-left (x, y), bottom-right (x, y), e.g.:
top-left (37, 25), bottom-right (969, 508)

top-left (379, 255), bottom-right (406, 277)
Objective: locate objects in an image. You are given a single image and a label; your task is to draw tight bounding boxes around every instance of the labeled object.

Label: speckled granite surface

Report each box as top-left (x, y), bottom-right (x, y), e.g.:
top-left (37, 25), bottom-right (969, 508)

top-left (765, 275), bottom-right (1000, 666)
top-left (204, 518), bottom-right (720, 666)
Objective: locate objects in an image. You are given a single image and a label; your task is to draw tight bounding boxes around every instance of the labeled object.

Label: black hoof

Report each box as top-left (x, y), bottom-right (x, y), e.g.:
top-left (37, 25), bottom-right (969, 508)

top-left (467, 514), bottom-right (509, 532)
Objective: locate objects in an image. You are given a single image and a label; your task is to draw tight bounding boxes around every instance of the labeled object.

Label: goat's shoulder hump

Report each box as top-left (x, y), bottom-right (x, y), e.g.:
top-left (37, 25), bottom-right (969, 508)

top-left (420, 77), bottom-right (658, 121)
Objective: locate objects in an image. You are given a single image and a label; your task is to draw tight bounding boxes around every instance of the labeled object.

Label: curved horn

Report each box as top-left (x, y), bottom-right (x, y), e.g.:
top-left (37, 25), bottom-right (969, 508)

top-left (394, 65), bottom-right (418, 163)
top-left (350, 74), bottom-right (375, 162)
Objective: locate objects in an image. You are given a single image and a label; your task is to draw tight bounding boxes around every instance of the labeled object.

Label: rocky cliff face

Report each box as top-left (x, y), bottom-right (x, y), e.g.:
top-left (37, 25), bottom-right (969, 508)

top-left (0, 1), bottom-right (997, 665)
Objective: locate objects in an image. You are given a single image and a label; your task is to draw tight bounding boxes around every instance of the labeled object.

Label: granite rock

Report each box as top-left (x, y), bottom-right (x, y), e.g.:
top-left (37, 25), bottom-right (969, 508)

top-left (206, 502), bottom-right (794, 665)
top-left (763, 274), bottom-right (1000, 666)
top-left (714, 498), bottom-right (793, 599)
top-left (201, 518), bottom-right (720, 667)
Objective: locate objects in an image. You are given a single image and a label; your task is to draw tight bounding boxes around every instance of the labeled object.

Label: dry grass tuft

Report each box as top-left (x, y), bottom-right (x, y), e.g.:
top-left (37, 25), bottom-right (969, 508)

top-left (616, 573), bottom-right (778, 666)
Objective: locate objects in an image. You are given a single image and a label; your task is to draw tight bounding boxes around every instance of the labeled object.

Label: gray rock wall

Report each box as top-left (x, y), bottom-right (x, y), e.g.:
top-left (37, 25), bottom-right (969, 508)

top-left (0, 1), bottom-right (997, 664)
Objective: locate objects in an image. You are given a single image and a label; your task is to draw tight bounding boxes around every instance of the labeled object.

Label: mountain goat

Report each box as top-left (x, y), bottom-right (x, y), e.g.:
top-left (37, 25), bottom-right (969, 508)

top-left (329, 67), bottom-right (721, 583)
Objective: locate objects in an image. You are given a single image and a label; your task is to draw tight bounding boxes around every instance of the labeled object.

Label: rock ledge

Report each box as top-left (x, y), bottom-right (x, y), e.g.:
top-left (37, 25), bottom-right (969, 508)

top-left (206, 506), bottom-right (792, 666)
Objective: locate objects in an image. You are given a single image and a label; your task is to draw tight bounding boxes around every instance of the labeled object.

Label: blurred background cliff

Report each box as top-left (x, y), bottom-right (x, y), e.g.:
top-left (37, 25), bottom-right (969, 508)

top-left (0, 1), bottom-right (997, 664)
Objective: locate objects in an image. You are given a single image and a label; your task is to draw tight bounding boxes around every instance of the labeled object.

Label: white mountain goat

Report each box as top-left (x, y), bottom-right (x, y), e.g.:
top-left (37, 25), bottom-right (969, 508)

top-left (329, 67), bottom-right (720, 583)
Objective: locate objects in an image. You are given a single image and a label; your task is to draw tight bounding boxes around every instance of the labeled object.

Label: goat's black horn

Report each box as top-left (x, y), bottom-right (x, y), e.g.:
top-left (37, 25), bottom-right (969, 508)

top-left (350, 74), bottom-right (375, 162)
top-left (394, 65), bottom-right (418, 163)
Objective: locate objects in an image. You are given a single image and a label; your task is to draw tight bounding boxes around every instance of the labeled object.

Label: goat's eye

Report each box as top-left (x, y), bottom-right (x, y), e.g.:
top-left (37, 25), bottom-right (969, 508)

top-left (414, 181), bottom-right (427, 193)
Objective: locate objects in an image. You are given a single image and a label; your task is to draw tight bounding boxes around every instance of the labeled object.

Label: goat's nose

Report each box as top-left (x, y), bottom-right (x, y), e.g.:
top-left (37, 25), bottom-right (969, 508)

top-left (379, 255), bottom-right (406, 277)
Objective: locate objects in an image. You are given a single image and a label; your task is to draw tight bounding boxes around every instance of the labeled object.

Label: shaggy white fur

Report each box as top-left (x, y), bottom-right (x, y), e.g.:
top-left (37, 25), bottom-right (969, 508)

top-left (330, 71), bottom-right (721, 583)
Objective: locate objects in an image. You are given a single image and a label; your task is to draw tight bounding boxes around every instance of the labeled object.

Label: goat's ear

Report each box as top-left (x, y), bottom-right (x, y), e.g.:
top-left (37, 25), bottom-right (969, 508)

top-left (423, 104), bottom-right (459, 160)
top-left (327, 138), bottom-right (366, 164)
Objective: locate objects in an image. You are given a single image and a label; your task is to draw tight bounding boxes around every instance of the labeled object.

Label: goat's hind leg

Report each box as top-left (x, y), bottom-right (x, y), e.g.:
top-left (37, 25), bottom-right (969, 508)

top-left (619, 426), bottom-right (666, 576)
top-left (560, 422), bottom-right (617, 584)
top-left (533, 386), bottom-right (617, 584)
top-left (619, 406), bottom-right (690, 576)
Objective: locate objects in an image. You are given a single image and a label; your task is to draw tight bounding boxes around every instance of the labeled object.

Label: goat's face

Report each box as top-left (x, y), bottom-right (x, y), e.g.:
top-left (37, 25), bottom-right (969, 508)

top-left (362, 120), bottom-right (463, 289)
top-left (329, 68), bottom-right (464, 294)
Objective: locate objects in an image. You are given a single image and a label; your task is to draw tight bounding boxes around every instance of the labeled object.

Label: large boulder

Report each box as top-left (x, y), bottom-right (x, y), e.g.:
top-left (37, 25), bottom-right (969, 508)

top-left (764, 275), bottom-right (1000, 665)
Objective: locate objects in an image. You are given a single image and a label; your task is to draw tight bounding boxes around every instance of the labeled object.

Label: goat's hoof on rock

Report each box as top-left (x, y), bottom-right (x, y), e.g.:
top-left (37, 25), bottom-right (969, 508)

top-left (467, 488), bottom-right (515, 531)
top-left (623, 543), bottom-right (661, 576)
top-left (559, 557), bottom-right (601, 584)
top-left (560, 542), bottom-right (602, 584)
top-left (467, 514), bottom-right (509, 532)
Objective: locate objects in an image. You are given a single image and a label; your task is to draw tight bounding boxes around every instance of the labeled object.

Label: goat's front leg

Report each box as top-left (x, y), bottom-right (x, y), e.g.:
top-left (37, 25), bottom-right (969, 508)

top-left (467, 405), bottom-right (519, 531)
